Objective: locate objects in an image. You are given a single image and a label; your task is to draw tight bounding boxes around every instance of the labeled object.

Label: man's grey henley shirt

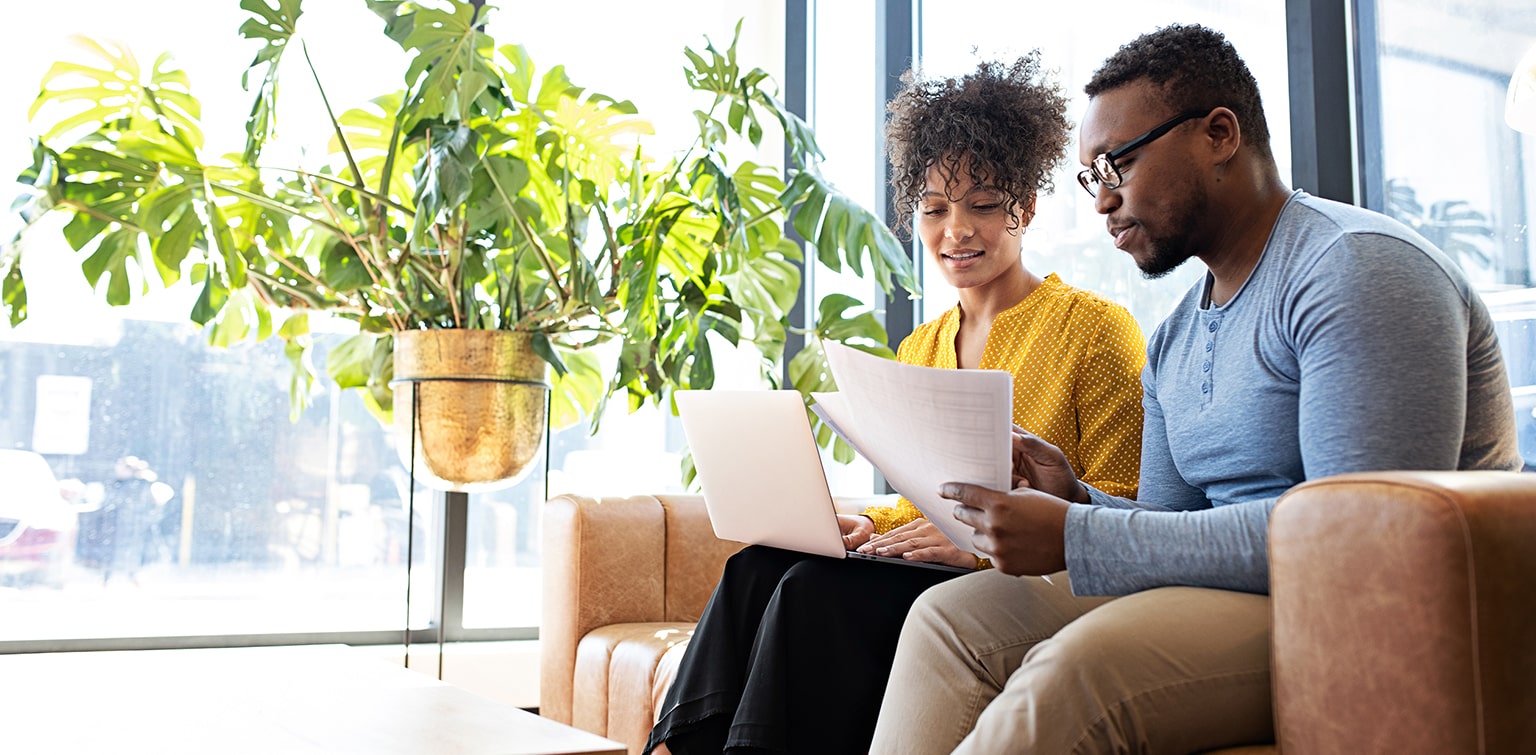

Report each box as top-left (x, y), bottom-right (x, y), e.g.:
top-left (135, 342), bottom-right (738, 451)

top-left (1064, 191), bottom-right (1521, 596)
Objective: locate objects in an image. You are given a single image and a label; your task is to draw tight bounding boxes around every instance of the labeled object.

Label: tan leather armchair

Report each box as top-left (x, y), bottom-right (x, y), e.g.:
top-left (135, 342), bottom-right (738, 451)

top-left (1268, 470), bottom-right (1536, 753)
top-left (540, 494), bottom-right (743, 753)
top-left (541, 472), bottom-right (1536, 754)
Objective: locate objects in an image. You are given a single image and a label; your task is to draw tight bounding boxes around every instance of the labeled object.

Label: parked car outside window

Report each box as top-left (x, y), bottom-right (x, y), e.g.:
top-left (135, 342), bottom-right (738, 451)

top-left (0, 450), bottom-right (81, 588)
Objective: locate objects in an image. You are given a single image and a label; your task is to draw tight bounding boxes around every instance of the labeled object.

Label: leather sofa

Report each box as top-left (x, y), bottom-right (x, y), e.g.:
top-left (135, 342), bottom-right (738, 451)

top-left (540, 471), bottom-right (1536, 754)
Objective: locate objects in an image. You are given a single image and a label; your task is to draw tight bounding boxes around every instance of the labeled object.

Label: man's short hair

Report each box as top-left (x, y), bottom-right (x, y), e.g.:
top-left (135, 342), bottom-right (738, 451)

top-left (1085, 24), bottom-right (1272, 159)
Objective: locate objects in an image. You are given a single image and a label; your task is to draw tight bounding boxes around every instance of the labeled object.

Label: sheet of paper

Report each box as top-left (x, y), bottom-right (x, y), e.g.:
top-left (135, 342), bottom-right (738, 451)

top-left (808, 391), bottom-right (861, 451)
top-left (815, 341), bottom-right (1013, 555)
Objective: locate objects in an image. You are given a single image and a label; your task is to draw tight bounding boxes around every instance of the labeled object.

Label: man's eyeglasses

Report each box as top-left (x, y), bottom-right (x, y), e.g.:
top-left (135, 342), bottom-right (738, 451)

top-left (1077, 109), bottom-right (1216, 198)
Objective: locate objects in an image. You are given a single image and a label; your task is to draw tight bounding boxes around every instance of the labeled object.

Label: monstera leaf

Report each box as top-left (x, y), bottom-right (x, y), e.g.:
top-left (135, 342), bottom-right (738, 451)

top-left (367, 0), bottom-right (500, 130)
top-left (545, 93), bottom-right (652, 195)
top-left (31, 37), bottom-right (201, 151)
top-left (683, 19), bottom-right (822, 161)
top-left (237, 0), bottom-right (303, 163)
top-left (783, 171), bottom-right (918, 295)
top-left (789, 294), bottom-right (897, 463)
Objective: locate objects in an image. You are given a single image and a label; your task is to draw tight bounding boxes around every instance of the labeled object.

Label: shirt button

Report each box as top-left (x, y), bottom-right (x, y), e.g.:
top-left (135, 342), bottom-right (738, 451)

top-left (1205, 342), bottom-right (1213, 352)
top-left (1202, 361), bottom-right (1211, 372)
top-left (1201, 383), bottom-right (1210, 394)
top-left (1208, 321), bottom-right (1219, 332)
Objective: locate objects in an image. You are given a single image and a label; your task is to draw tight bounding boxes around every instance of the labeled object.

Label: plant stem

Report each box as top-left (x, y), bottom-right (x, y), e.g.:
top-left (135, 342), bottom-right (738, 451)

top-left (301, 42), bottom-right (375, 226)
top-left (55, 200), bottom-right (149, 235)
top-left (595, 208), bottom-right (622, 298)
top-left (303, 174), bottom-right (408, 331)
top-left (481, 156), bottom-right (571, 313)
top-left (244, 268), bottom-right (355, 313)
top-left (259, 168), bottom-right (415, 217)
top-left (508, 210), bottom-right (570, 311)
top-left (375, 80), bottom-right (422, 246)
top-left (264, 248), bottom-right (329, 293)
top-left (209, 183), bottom-right (351, 239)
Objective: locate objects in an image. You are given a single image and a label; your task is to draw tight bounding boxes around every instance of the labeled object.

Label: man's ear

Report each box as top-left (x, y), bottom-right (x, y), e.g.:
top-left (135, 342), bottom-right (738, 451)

top-left (1205, 106), bottom-right (1243, 165)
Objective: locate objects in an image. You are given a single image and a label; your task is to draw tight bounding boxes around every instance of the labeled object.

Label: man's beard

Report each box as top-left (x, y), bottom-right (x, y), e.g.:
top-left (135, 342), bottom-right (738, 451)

top-left (1134, 188), bottom-right (1205, 279)
top-left (1136, 237), bottom-right (1197, 279)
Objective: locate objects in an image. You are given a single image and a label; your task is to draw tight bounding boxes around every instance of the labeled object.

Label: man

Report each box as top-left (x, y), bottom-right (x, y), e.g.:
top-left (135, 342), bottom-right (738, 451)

top-left (869, 24), bottom-right (1520, 754)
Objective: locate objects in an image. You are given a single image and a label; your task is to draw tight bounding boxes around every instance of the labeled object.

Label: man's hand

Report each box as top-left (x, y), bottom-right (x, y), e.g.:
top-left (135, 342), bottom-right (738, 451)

top-left (944, 482), bottom-right (1070, 576)
top-left (838, 514), bottom-right (877, 550)
top-left (1012, 425), bottom-right (1089, 503)
top-left (855, 518), bottom-right (975, 568)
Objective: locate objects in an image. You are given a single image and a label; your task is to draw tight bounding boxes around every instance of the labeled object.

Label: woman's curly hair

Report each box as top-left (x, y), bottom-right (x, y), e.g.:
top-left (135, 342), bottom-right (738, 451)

top-left (885, 52), bottom-right (1070, 233)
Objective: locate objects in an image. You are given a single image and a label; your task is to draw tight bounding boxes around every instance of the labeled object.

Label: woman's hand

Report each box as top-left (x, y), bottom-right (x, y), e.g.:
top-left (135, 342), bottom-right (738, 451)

top-left (1012, 424), bottom-right (1089, 503)
top-left (838, 514), bottom-right (877, 550)
top-left (854, 519), bottom-right (975, 568)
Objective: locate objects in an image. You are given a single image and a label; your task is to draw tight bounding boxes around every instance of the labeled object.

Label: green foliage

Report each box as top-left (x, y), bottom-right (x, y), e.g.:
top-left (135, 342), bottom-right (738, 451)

top-left (237, 0), bottom-right (303, 163)
top-left (6, 1), bottom-right (918, 443)
top-left (788, 294), bottom-right (896, 464)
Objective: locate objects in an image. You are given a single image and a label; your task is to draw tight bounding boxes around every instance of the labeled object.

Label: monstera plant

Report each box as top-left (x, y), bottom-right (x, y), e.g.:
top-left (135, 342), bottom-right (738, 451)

top-left (5, 0), bottom-right (914, 480)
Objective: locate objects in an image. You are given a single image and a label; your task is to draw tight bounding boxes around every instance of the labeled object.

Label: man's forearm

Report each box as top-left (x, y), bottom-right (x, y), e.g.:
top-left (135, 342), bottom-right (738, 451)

top-left (1063, 496), bottom-right (1274, 596)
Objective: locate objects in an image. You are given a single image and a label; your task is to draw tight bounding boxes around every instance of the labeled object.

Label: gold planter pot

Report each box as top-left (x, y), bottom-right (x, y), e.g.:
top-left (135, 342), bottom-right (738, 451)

top-left (391, 329), bottom-right (549, 492)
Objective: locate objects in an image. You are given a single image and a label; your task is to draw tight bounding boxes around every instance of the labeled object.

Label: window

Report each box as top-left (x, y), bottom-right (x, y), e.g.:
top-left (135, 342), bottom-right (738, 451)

top-left (806, 0), bottom-right (885, 495)
top-left (1364, 0), bottom-right (1536, 468)
top-left (917, 1), bottom-right (1291, 335)
top-left (0, 1), bottom-right (781, 647)
top-left (1, 2), bottom-right (436, 644)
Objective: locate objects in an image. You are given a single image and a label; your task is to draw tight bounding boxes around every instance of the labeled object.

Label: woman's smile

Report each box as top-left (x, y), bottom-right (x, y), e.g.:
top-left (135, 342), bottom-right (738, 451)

top-left (943, 248), bottom-right (986, 266)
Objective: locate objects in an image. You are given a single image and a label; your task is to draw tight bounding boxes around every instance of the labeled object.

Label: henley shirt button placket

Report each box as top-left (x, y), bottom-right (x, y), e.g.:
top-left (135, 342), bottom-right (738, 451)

top-left (1201, 318), bottom-right (1219, 404)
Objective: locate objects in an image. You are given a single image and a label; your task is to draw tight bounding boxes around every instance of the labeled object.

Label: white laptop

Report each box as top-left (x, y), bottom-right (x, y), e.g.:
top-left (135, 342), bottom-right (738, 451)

top-left (675, 390), bottom-right (971, 573)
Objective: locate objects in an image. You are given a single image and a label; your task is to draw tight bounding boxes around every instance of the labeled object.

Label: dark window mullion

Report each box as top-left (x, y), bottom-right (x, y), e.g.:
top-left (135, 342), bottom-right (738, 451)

top-left (875, 0), bottom-right (918, 348)
top-left (872, 0), bottom-right (918, 495)
top-left (781, 0), bottom-right (812, 387)
top-left (1352, 0), bottom-right (1385, 212)
top-left (1286, 0), bottom-right (1359, 205)
top-left (438, 490), bottom-right (468, 643)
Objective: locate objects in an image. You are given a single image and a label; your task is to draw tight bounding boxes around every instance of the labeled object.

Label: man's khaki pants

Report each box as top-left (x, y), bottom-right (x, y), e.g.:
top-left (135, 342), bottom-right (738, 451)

top-left (869, 569), bottom-right (1273, 754)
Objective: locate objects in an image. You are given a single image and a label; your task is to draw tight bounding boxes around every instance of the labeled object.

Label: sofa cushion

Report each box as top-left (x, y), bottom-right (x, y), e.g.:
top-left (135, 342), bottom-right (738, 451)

top-left (653, 637), bottom-right (690, 720)
top-left (575, 622), bottom-right (696, 754)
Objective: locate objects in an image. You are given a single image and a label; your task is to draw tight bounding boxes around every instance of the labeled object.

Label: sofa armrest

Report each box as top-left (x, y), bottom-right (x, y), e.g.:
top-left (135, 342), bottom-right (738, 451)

top-left (540, 493), bottom-right (743, 724)
top-left (1269, 471), bottom-right (1536, 753)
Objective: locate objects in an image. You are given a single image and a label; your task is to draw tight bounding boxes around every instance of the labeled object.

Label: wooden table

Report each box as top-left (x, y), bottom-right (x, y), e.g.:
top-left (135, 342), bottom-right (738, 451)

top-left (0, 644), bottom-right (624, 755)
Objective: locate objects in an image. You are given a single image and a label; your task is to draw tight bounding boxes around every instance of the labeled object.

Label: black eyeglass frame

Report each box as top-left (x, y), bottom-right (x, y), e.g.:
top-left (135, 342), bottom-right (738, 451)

top-left (1077, 108), bottom-right (1217, 197)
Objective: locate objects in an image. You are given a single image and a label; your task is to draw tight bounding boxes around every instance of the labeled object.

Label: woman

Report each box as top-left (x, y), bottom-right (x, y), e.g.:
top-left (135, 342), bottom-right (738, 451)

top-left (647, 53), bottom-right (1146, 754)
